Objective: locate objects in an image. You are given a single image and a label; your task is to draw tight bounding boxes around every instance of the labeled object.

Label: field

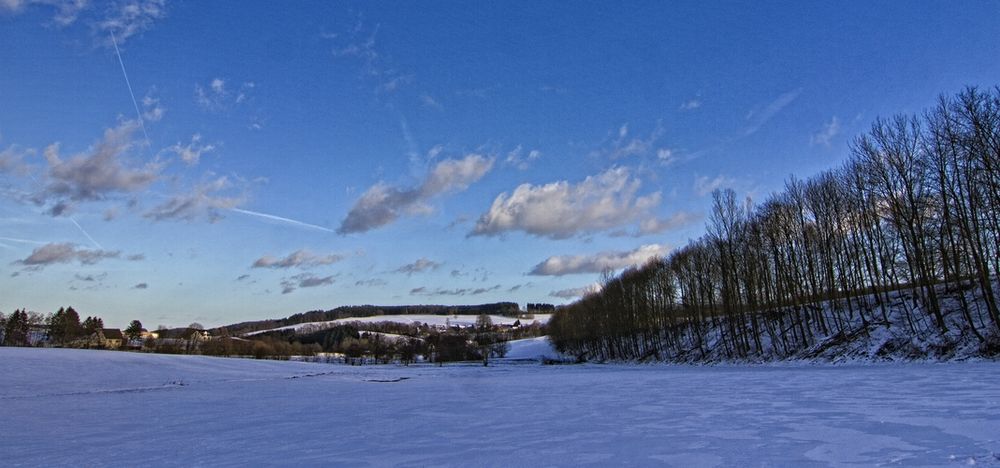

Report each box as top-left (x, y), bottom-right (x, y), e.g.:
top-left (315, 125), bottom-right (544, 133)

top-left (3, 347), bottom-right (999, 466)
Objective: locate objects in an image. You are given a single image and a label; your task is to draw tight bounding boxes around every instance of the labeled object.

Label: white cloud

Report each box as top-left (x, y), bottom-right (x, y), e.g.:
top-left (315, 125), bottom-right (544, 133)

top-left (38, 120), bottom-right (158, 214)
top-left (14, 242), bottom-right (121, 268)
top-left (338, 154), bottom-right (494, 234)
top-left (420, 93), bottom-right (442, 110)
top-left (693, 174), bottom-right (735, 197)
top-left (1, 0), bottom-right (88, 27)
top-left (141, 91), bottom-right (165, 122)
top-left (504, 146), bottom-right (542, 170)
top-left (679, 99), bottom-right (702, 111)
top-left (656, 148), bottom-right (677, 166)
top-left (0, 0), bottom-right (25, 12)
top-left (550, 283), bottom-right (602, 299)
top-left (355, 278), bottom-right (388, 287)
top-left (144, 176), bottom-right (244, 222)
top-left (636, 211), bottom-right (703, 236)
top-left (0, 145), bottom-right (31, 174)
top-left (252, 249), bottom-right (345, 270)
top-left (600, 122), bottom-right (665, 160)
top-left (1, 0), bottom-right (164, 40)
top-left (529, 244), bottom-right (670, 276)
top-left (395, 258), bottom-right (441, 275)
top-left (168, 134), bottom-right (215, 166)
top-left (280, 273), bottom-right (335, 294)
top-left (195, 78), bottom-right (255, 111)
top-left (410, 284), bottom-right (500, 296)
top-left (811, 116), bottom-right (841, 146)
top-left (471, 167), bottom-right (661, 239)
top-left (98, 0), bottom-right (166, 46)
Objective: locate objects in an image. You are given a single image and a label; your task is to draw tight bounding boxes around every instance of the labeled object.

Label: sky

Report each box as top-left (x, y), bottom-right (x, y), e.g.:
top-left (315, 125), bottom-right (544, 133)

top-left (2, 1), bottom-right (999, 328)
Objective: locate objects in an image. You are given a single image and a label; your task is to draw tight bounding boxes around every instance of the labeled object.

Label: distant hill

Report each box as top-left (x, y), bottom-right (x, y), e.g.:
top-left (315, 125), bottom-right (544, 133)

top-left (215, 302), bottom-right (520, 336)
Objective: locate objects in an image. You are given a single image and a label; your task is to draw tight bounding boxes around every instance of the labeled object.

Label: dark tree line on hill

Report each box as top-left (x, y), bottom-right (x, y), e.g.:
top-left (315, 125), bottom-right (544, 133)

top-left (550, 87), bottom-right (1000, 361)
top-left (256, 316), bottom-right (523, 365)
top-left (219, 302), bottom-right (521, 336)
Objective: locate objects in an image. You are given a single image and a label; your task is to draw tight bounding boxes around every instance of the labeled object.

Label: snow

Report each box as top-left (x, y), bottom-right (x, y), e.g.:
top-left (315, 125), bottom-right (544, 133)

top-left (244, 313), bottom-right (551, 336)
top-left (3, 347), bottom-right (999, 466)
top-left (503, 336), bottom-right (566, 361)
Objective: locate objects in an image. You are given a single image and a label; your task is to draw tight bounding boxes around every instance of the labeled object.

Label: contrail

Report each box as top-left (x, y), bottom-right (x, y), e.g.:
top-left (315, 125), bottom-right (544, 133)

top-left (230, 208), bottom-right (336, 233)
top-left (110, 30), bottom-right (151, 146)
top-left (69, 217), bottom-right (103, 249)
top-left (0, 237), bottom-right (47, 245)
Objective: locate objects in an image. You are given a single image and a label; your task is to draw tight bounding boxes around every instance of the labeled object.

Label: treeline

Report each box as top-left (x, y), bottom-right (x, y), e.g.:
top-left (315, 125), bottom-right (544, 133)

top-left (550, 86), bottom-right (1000, 361)
top-left (220, 302), bottom-right (521, 336)
top-left (0, 307), bottom-right (122, 347)
top-left (257, 315), bottom-right (539, 365)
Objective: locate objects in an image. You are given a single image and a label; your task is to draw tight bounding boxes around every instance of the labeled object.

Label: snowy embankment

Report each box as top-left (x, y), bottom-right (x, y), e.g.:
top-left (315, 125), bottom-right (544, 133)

top-left (503, 336), bottom-right (566, 361)
top-left (3, 348), bottom-right (999, 466)
top-left (244, 313), bottom-right (552, 336)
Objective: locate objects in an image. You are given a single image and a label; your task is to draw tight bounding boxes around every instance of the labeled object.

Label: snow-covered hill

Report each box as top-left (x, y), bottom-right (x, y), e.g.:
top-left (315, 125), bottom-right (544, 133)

top-left (244, 313), bottom-right (551, 336)
top-left (3, 347), bottom-right (999, 466)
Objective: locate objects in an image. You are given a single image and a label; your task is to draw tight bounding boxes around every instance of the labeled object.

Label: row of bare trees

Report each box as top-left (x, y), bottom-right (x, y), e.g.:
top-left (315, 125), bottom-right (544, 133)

top-left (550, 87), bottom-right (1000, 361)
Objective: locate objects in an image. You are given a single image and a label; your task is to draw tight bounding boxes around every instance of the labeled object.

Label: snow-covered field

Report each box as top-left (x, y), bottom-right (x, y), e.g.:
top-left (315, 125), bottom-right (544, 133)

top-left (244, 313), bottom-right (552, 336)
top-left (3, 348), bottom-right (998, 467)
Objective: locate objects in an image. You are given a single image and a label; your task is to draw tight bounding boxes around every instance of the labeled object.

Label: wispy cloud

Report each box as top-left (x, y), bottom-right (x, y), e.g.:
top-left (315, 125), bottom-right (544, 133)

top-left (167, 134), bottom-right (215, 166)
top-left (503, 146), bottom-right (542, 171)
top-left (471, 167), bottom-right (661, 239)
top-left (74, 273), bottom-right (108, 282)
top-left (195, 78), bottom-right (255, 111)
top-left (252, 249), bottom-right (344, 269)
top-left (280, 273), bottom-right (335, 294)
top-left (529, 244), bottom-right (669, 276)
top-left (594, 122), bottom-right (665, 160)
top-left (0, 0), bottom-right (165, 44)
top-left (328, 17), bottom-right (413, 95)
top-left (141, 91), bottom-right (165, 122)
top-left (420, 93), bottom-right (442, 110)
top-left (679, 99), bottom-right (702, 111)
top-left (693, 174), bottom-right (735, 197)
top-left (338, 154), bottom-right (494, 234)
top-left (550, 283), bottom-right (602, 299)
top-left (355, 278), bottom-right (388, 287)
top-left (811, 116), bottom-right (841, 146)
top-left (144, 176), bottom-right (244, 222)
top-left (0, 145), bottom-right (31, 175)
top-left (394, 258), bottom-right (441, 276)
top-left (744, 89), bottom-right (802, 136)
top-left (97, 0), bottom-right (167, 46)
top-left (634, 211), bottom-right (703, 237)
top-left (410, 284), bottom-right (501, 296)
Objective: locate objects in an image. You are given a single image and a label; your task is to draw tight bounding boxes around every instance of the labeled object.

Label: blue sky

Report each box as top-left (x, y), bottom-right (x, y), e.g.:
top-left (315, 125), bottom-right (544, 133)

top-left (2, 1), bottom-right (999, 328)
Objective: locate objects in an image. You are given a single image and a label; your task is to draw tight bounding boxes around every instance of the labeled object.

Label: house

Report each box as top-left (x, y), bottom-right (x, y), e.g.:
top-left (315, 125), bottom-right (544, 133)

top-left (155, 327), bottom-right (211, 352)
top-left (27, 325), bottom-right (50, 346)
top-left (90, 328), bottom-right (124, 349)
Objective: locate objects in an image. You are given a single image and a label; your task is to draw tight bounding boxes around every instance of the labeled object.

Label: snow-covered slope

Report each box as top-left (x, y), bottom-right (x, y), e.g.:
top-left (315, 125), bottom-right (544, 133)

top-left (245, 313), bottom-right (551, 336)
top-left (3, 348), bottom-right (999, 466)
top-left (503, 336), bottom-right (566, 361)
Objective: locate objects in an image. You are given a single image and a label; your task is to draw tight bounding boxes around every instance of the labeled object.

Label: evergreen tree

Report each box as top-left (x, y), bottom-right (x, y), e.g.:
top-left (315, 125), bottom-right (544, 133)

top-left (82, 316), bottom-right (104, 335)
top-left (4, 309), bottom-right (30, 346)
top-left (125, 320), bottom-right (143, 342)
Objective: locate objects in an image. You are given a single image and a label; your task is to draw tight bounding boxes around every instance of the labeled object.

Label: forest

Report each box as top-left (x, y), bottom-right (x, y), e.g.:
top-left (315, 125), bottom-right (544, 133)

top-left (218, 302), bottom-right (522, 336)
top-left (549, 87), bottom-right (1000, 362)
